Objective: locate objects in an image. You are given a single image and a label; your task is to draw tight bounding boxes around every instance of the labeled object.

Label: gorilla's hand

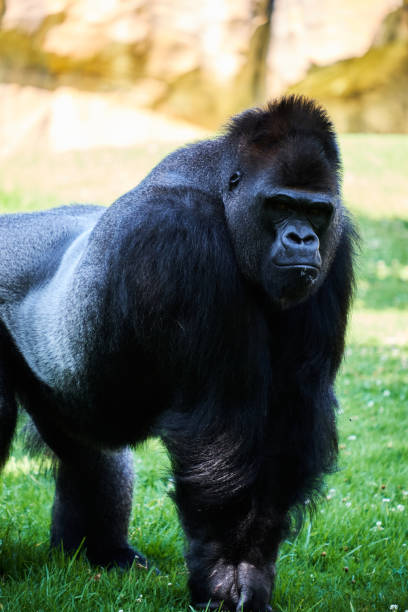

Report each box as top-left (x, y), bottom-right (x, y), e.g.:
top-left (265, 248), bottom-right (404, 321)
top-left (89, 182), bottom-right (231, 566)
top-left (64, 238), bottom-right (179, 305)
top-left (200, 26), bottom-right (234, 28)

top-left (193, 559), bottom-right (274, 611)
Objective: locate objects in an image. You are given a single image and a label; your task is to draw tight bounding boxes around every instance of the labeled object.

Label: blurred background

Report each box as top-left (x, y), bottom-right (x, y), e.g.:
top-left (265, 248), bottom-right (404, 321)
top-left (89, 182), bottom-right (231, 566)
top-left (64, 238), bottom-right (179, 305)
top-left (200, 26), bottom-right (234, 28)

top-left (0, 0), bottom-right (407, 157)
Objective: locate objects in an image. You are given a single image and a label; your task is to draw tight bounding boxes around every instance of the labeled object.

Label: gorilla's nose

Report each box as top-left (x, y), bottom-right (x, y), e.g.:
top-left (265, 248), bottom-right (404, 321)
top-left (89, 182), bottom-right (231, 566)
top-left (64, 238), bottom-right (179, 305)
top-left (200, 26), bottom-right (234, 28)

top-left (282, 225), bottom-right (319, 252)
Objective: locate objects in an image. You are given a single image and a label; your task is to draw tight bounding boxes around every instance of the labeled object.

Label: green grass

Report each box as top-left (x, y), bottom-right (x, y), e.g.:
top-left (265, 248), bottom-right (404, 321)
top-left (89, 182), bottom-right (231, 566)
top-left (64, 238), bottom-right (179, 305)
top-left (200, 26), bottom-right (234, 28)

top-left (1, 135), bottom-right (407, 611)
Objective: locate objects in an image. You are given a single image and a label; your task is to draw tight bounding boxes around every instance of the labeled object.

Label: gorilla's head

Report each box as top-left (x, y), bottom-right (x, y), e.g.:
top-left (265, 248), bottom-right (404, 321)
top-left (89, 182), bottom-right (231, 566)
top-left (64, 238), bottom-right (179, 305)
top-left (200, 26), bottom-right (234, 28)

top-left (221, 96), bottom-right (345, 309)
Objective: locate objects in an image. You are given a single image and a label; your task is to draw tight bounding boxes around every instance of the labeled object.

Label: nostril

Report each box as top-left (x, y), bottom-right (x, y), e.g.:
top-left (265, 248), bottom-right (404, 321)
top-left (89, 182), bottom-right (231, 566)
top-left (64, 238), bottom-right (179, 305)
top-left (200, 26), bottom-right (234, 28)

top-left (287, 232), bottom-right (302, 245)
top-left (304, 234), bottom-right (318, 245)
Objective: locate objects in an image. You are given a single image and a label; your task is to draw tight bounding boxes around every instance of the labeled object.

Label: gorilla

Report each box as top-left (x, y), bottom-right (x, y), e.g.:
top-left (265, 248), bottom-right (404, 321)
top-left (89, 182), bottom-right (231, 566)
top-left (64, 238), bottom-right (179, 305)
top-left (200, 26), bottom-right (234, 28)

top-left (0, 96), bottom-right (356, 611)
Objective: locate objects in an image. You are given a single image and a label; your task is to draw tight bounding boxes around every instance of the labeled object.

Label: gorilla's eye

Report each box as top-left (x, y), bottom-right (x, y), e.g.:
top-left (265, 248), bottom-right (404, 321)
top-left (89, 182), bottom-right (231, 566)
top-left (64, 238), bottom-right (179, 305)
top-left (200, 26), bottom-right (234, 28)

top-left (229, 171), bottom-right (242, 191)
top-left (306, 204), bottom-right (333, 231)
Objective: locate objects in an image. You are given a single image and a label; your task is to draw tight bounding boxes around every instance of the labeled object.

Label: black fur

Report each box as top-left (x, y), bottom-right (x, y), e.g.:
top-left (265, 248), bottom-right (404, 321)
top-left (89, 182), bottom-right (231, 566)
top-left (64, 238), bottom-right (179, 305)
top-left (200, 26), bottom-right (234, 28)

top-left (0, 96), bottom-right (356, 611)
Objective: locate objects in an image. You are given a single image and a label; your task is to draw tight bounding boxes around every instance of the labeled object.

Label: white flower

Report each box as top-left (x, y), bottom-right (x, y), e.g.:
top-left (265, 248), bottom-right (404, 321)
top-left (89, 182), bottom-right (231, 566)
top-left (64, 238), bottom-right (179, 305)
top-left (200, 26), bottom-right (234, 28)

top-left (397, 504), bottom-right (405, 512)
top-left (389, 605), bottom-right (398, 611)
top-left (348, 435), bottom-right (356, 441)
top-left (383, 389), bottom-right (391, 397)
top-left (382, 498), bottom-right (391, 503)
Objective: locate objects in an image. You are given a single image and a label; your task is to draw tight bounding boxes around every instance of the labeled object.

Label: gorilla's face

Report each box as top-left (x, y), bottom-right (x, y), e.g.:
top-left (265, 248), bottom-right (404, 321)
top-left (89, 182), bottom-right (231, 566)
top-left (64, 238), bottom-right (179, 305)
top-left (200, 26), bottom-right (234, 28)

top-left (223, 153), bottom-right (343, 309)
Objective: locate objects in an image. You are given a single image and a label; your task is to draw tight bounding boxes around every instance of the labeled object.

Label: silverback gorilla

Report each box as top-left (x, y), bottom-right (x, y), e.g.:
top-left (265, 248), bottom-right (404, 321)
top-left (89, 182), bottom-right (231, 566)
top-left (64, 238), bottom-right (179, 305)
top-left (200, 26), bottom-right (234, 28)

top-left (0, 97), bottom-right (356, 611)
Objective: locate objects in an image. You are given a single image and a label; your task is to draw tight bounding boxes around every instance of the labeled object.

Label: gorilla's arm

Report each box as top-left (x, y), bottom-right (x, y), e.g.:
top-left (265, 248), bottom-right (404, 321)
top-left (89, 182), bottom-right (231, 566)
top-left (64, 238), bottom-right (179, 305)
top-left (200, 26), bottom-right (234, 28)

top-left (157, 226), bottom-right (354, 611)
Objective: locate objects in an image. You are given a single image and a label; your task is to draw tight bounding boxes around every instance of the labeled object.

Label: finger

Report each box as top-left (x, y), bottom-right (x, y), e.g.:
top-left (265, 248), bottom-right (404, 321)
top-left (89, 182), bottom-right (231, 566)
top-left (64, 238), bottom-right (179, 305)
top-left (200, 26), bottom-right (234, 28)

top-left (236, 587), bottom-right (252, 611)
top-left (236, 590), bottom-right (274, 612)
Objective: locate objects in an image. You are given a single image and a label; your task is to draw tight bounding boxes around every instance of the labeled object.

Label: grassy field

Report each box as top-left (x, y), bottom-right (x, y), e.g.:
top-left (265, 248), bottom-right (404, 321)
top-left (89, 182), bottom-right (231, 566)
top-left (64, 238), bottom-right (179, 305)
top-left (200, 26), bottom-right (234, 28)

top-left (0, 134), bottom-right (407, 611)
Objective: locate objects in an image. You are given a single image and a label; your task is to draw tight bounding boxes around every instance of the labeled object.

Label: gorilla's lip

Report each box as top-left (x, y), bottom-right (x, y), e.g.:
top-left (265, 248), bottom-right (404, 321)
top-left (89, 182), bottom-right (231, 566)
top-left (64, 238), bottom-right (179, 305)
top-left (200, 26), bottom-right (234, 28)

top-left (273, 263), bottom-right (320, 283)
top-left (274, 263), bottom-right (321, 271)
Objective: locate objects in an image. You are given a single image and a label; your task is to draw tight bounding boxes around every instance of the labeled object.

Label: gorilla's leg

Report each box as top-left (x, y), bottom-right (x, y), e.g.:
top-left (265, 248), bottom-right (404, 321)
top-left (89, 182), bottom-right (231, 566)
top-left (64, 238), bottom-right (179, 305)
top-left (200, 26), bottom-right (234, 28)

top-left (50, 443), bottom-right (144, 568)
top-left (162, 424), bottom-right (284, 612)
top-left (51, 446), bottom-right (143, 567)
top-left (0, 358), bottom-right (17, 470)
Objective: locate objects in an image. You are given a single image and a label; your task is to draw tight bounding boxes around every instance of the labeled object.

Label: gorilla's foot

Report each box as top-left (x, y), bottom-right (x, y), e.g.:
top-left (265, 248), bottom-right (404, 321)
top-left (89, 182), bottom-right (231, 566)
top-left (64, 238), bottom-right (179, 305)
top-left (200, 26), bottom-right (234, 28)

top-left (87, 545), bottom-right (152, 570)
top-left (195, 601), bottom-right (273, 611)
top-left (191, 560), bottom-right (274, 612)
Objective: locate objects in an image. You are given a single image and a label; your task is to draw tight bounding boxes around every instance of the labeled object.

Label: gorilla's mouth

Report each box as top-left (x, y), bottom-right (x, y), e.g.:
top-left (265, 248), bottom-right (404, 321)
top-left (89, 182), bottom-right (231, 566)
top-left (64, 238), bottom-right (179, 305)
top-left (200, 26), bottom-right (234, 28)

top-left (275, 263), bottom-right (320, 281)
top-left (275, 263), bottom-right (320, 268)
top-left (262, 262), bottom-right (322, 308)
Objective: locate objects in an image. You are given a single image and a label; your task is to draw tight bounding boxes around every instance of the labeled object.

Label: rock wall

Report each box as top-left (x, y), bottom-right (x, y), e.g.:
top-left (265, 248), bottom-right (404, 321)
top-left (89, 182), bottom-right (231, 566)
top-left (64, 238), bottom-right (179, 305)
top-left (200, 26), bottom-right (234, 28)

top-left (0, 0), bottom-right (406, 136)
top-left (288, 0), bottom-right (408, 132)
top-left (0, 83), bottom-right (208, 156)
top-left (0, 0), bottom-right (271, 127)
top-left (267, 0), bottom-right (402, 95)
